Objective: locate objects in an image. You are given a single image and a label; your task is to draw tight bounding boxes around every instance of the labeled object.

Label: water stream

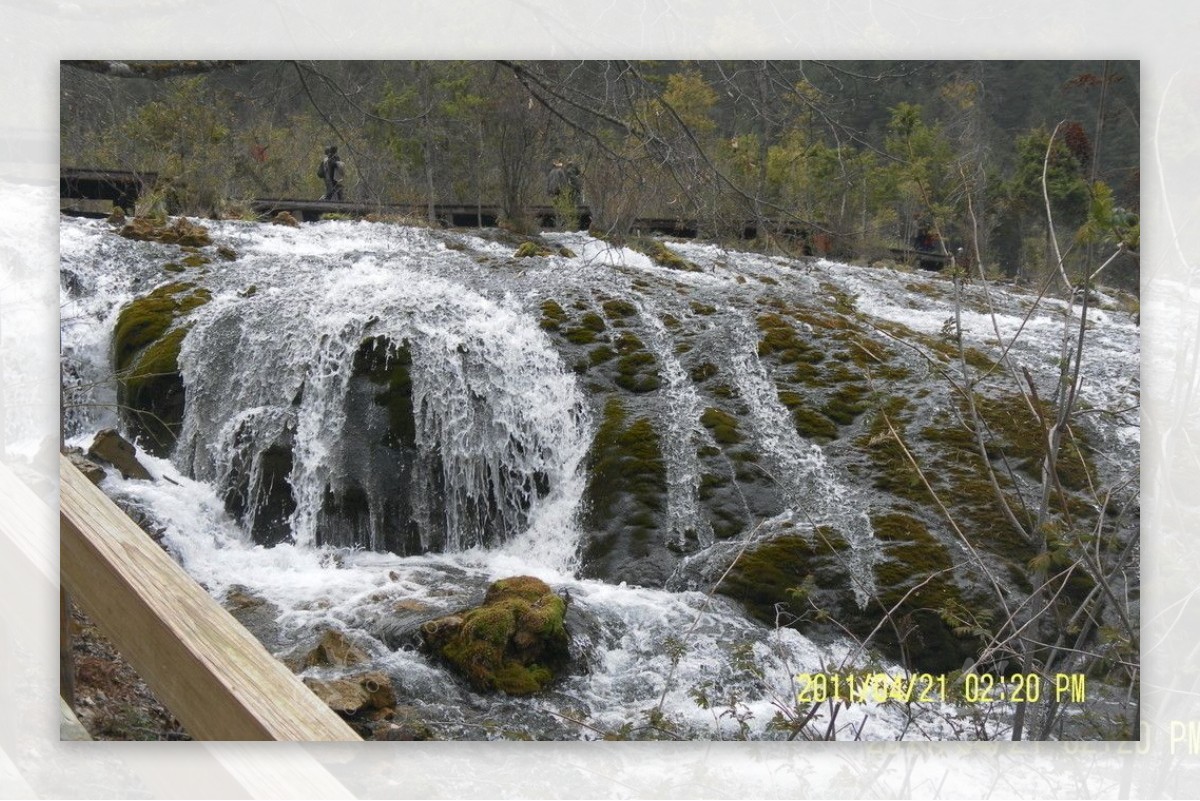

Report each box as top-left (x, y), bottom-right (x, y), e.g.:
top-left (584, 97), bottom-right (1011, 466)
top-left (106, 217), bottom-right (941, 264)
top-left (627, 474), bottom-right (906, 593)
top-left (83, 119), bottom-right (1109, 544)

top-left (59, 215), bottom-right (1140, 740)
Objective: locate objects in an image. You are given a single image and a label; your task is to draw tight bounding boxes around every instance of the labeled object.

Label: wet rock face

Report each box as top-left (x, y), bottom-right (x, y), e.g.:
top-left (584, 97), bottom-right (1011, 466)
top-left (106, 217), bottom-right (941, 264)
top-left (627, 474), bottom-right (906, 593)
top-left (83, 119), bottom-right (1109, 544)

top-left (96, 222), bottom-right (1138, 679)
top-left (112, 281), bottom-right (211, 456)
top-left (314, 336), bottom-right (421, 553)
top-left (579, 397), bottom-right (673, 585)
top-left (419, 576), bottom-right (570, 695)
top-left (85, 429), bottom-right (150, 480)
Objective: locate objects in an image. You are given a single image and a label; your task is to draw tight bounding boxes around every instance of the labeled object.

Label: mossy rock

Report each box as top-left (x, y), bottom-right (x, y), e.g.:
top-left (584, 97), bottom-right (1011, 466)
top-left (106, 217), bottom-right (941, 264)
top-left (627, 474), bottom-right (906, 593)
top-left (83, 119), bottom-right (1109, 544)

top-left (821, 382), bottom-right (870, 426)
top-left (865, 512), bottom-right (980, 674)
top-left (516, 241), bottom-right (552, 258)
top-left (420, 576), bottom-right (569, 695)
top-left (610, 332), bottom-right (661, 393)
top-left (539, 299), bottom-right (567, 331)
top-left (589, 345), bottom-right (616, 366)
top-left (114, 282), bottom-right (213, 455)
top-left (700, 407), bottom-right (742, 445)
top-left (633, 239), bottom-right (701, 272)
top-left (602, 299), bottom-right (638, 322)
top-left (756, 313), bottom-right (823, 366)
top-left (614, 351), bottom-right (661, 393)
top-left (119, 216), bottom-right (212, 247)
top-left (582, 397), bottom-right (669, 575)
top-left (564, 326), bottom-right (598, 345)
top-left (585, 398), bottom-right (666, 524)
top-left (717, 528), bottom-right (850, 624)
top-left (689, 362), bottom-right (718, 383)
top-left (778, 390), bottom-right (838, 441)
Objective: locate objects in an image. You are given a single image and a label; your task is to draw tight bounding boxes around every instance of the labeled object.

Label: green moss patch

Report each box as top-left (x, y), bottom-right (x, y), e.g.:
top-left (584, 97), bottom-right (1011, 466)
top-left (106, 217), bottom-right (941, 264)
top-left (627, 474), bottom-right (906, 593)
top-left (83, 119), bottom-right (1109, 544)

top-left (540, 299), bottom-right (568, 331)
top-left (119, 216), bottom-right (212, 247)
top-left (718, 528), bottom-right (849, 624)
top-left (612, 332), bottom-right (661, 393)
top-left (867, 512), bottom-right (980, 674)
top-left (778, 391), bottom-right (839, 441)
top-left (700, 407), bottom-right (743, 445)
top-left (516, 241), bottom-right (554, 258)
top-left (756, 313), bottom-right (824, 366)
top-left (602, 299), bottom-right (638, 322)
top-left (420, 576), bottom-right (569, 695)
top-left (584, 397), bottom-right (667, 539)
top-left (114, 281), bottom-right (213, 455)
top-left (630, 238), bottom-right (701, 272)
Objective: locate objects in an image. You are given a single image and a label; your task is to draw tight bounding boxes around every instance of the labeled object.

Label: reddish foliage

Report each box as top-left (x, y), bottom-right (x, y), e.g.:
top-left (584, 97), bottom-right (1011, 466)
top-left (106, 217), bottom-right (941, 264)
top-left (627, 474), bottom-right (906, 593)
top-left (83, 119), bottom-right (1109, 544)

top-left (1061, 121), bottom-right (1092, 168)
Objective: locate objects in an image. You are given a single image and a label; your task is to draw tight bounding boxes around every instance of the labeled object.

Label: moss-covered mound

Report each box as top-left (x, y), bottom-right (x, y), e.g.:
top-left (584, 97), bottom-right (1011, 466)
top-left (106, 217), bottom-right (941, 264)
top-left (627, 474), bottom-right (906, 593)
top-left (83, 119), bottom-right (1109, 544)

top-left (582, 398), bottom-right (668, 571)
top-left (718, 516), bottom-right (980, 675)
top-left (516, 241), bottom-right (554, 258)
top-left (630, 238), bottom-right (701, 272)
top-left (420, 576), bottom-right (570, 695)
top-left (718, 527), bottom-right (850, 625)
top-left (113, 281), bottom-right (212, 456)
top-left (119, 216), bottom-right (212, 247)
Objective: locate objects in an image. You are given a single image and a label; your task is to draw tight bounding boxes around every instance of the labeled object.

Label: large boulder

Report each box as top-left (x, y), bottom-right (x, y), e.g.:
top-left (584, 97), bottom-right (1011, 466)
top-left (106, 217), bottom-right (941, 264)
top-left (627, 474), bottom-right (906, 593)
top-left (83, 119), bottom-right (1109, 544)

top-left (86, 428), bottom-right (151, 480)
top-left (420, 576), bottom-right (569, 695)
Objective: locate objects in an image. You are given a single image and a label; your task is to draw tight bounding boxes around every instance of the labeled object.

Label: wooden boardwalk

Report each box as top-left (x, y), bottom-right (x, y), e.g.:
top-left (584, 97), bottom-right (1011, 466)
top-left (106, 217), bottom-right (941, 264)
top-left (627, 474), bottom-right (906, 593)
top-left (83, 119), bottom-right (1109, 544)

top-left (60, 167), bottom-right (158, 214)
top-left (60, 454), bottom-right (360, 741)
top-left (58, 167), bottom-right (831, 248)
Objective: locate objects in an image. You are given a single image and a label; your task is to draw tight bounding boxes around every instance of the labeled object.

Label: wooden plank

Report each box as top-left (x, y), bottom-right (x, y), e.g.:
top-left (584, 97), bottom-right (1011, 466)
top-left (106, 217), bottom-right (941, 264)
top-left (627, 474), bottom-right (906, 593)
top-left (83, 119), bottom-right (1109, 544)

top-left (58, 454), bottom-right (360, 741)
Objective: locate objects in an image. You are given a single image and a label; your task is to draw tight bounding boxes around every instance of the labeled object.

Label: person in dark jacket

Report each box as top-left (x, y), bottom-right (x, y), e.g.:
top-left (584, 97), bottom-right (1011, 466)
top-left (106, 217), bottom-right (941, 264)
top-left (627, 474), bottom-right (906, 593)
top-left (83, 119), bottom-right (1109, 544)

top-left (546, 160), bottom-right (568, 202)
top-left (318, 145), bottom-right (345, 201)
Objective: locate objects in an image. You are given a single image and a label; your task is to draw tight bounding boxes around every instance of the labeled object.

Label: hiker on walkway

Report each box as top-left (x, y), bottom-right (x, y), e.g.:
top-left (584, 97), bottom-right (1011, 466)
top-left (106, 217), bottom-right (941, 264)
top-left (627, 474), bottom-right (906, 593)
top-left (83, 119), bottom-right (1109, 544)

top-left (547, 160), bottom-right (568, 203)
top-left (318, 145), bottom-right (345, 201)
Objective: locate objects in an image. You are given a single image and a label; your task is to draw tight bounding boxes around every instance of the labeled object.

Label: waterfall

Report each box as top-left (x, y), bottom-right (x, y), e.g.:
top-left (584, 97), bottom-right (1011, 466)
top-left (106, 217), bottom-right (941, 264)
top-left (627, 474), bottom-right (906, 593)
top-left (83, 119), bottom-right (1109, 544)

top-left (58, 216), bottom-right (1138, 742)
top-left (173, 259), bottom-right (592, 566)
top-left (635, 303), bottom-right (714, 548)
top-left (724, 314), bottom-right (880, 608)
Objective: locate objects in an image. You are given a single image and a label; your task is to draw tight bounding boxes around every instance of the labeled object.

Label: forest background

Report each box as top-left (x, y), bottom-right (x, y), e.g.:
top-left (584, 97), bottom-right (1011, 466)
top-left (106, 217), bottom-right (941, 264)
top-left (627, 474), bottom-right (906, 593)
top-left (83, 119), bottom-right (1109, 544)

top-left (60, 59), bottom-right (1139, 289)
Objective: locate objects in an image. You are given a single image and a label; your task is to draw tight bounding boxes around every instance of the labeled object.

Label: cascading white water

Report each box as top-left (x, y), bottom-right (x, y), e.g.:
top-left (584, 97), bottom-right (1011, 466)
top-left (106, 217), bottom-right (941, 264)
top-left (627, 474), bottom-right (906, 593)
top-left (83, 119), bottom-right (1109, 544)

top-left (174, 257), bottom-right (592, 565)
top-left (634, 302), bottom-right (714, 548)
top-left (59, 216), bottom-right (1138, 741)
top-left (723, 315), bottom-right (880, 608)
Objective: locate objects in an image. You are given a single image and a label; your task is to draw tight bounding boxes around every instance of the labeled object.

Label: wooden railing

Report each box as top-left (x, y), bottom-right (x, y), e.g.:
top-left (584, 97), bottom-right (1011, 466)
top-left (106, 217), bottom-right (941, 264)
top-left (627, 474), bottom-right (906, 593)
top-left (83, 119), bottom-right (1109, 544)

top-left (59, 454), bottom-right (360, 741)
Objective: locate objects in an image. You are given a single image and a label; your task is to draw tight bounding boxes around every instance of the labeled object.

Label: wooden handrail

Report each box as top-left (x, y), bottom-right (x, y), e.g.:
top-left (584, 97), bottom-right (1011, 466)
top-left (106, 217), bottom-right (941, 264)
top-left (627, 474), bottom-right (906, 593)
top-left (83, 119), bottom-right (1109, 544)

top-left (59, 453), bottom-right (360, 741)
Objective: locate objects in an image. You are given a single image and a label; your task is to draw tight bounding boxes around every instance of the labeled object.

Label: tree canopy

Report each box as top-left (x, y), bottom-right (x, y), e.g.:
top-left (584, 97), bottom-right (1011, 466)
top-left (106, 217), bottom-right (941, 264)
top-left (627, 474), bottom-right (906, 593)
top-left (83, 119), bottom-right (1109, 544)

top-left (61, 59), bottom-right (1139, 289)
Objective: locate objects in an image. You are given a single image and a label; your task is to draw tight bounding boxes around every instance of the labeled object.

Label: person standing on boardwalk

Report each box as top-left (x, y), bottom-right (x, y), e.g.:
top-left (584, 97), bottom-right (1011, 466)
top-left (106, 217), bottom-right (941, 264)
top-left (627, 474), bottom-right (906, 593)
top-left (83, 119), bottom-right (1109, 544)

top-left (318, 145), bottom-right (345, 201)
top-left (546, 160), bottom-right (568, 203)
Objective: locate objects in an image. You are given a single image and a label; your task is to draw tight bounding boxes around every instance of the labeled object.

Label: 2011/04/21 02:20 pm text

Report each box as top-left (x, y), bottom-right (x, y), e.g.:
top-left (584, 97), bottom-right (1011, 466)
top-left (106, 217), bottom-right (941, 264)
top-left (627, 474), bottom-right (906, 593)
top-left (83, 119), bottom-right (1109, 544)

top-left (795, 672), bottom-right (1088, 705)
